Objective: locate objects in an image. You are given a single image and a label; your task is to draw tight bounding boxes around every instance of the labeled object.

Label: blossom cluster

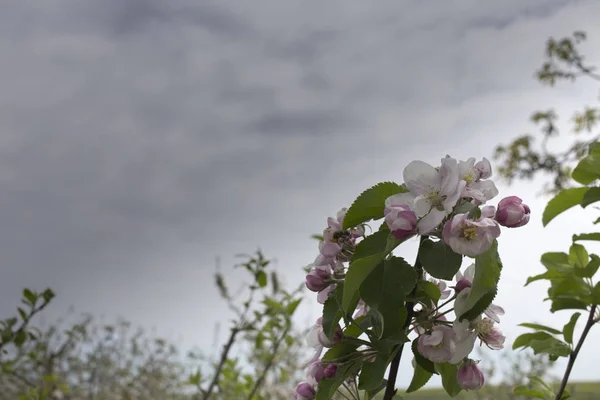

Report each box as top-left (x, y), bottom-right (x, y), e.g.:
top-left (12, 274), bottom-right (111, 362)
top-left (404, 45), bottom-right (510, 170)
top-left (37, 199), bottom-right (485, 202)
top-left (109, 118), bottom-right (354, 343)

top-left (294, 156), bottom-right (530, 398)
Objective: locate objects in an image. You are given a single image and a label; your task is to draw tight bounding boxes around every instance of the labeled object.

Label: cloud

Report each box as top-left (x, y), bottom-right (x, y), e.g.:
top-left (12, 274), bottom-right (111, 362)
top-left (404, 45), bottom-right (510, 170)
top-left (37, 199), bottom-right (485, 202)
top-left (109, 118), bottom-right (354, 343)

top-left (1, 0), bottom-right (600, 388)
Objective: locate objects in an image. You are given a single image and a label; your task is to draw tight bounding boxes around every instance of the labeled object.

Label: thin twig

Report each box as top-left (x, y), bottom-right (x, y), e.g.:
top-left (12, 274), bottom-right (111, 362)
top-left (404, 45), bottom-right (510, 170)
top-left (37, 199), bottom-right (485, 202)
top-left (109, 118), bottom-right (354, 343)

top-left (246, 324), bottom-right (291, 400)
top-left (382, 235), bottom-right (427, 400)
top-left (555, 304), bottom-right (597, 400)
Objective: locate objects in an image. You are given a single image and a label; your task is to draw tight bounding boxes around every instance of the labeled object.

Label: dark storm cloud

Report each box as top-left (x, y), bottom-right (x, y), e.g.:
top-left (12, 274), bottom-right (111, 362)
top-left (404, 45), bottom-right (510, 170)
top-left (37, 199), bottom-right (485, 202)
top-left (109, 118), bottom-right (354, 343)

top-left (2, 0), bottom-right (600, 384)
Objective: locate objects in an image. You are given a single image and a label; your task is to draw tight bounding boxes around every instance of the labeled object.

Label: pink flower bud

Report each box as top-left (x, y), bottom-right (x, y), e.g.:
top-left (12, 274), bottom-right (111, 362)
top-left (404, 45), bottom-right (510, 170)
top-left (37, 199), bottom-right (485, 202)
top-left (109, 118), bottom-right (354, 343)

top-left (307, 360), bottom-right (326, 383)
top-left (323, 364), bottom-right (337, 379)
top-left (317, 323), bottom-right (343, 348)
top-left (305, 268), bottom-right (331, 292)
top-left (455, 278), bottom-right (472, 293)
top-left (457, 361), bottom-right (485, 390)
top-left (384, 194), bottom-right (417, 240)
top-left (495, 196), bottom-right (530, 228)
top-left (295, 382), bottom-right (316, 399)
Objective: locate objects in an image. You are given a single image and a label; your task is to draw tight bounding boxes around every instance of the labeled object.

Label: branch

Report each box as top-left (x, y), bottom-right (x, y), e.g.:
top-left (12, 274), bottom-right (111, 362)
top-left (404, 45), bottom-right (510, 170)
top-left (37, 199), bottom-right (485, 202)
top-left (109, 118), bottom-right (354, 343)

top-left (0, 298), bottom-right (52, 354)
top-left (555, 304), bottom-right (597, 400)
top-left (246, 323), bottom-right (291, 400)
top-left (383, 235), bottom-right (426, 400)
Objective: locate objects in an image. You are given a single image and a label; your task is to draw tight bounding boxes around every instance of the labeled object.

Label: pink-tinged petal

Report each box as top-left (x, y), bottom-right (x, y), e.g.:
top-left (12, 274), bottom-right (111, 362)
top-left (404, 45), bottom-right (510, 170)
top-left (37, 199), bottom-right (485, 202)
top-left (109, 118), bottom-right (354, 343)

top-left (457, 361), bottom-right (485, 390)
top-left (385, 192), bottom-right (416, 208)
top-left (317, 284), bottom-right (336, 304)
top-left (464, 264), bottom-right (475, 281)
top-left (439, 156), bottom-right (460, 197)
top-left (417, 208), bottom-right (446, 234)
top-left (453, 288), bottom-right (471, 317)
top-left (475, 157), bottom-right (492, 179)
top-left (403, 160), bottom-right (441, 195)
top-left (481, 205), bottom-right (496, 218)
top-left (412, 195), bottom-right (432, 217)
top-left (458, 158), bottom-right (476, 178)
top-left (422, 329), bottom-right (444, 346)
top-left (450, 331), bottom-right (478, 364)
top-left (319, 242), bottom-right (341, 257)
top-left (327, 217), bottom-right (341, 231)
top-left (443, 180), bottom-right (466, 213)
top-left (470, 180), bottom-right (499, 202)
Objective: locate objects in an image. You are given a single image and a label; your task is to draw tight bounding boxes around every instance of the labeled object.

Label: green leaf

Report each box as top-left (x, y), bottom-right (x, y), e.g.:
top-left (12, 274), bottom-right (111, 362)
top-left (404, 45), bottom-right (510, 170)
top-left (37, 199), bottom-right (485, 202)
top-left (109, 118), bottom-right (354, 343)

top-left (572, 150), bottom-right (600, 185)
top-left (416, 281), bottom-right (442, 304)
top-left (457, 241), bottom-right (502, 321)
top-left (316, 360), bottom-right (361, 400)
top-left (418, 239), bottom-right (462, 280)
top-left (563, 312), bottom-right (581, 345)
top-left (13, 330), bottom-right (27, 347)
top-left (529, 337), bottom-right (571, 358)
top-left (513, 331), bottom-right (554, 350)
top-left (367, 309), bottom-right (385, 339)
top-left (542, 187), bottom-right (589, 226)
top-left (435, 362), bottom-right (462, 397)
top-left (458, 287), bottom-right (497, 322)
top-left (550, 298), bottom-right (589, 312)
top-left (322, 285), bottom-right (344, 338)
top-left (256, 271), bottom-right (268, 287)
top-left (411, 338), bottom-right (436, 374)
top-left (569, 244), bottom-right (589, 268)
top-left (572, 232), bottom-right (600, 242)
top-left (406, 363), bottom-right (433, 393)
top-left (321, 342), bottom-right (360, 362)
top-left (513, 386), bottom-right (549, 399)
top-left (41, 288), bottom-right (55, 302)
top-left (23, 289), bottom-right (37, 305)
top-left (581, 187), bottom-right (600, 208)
top-left (360, 257), bottom-right (414, 339)
top-left (518, 323), bottom-right (561, 335)
top-left (343, 182), bottom-right (407, 230)
top-left (343, 231), bottom-right (401, 310)
top-left (575, 255), bottom-right (600, 278)
top-left (592, 282), bottom-right (600, 304)
top-left (358, 355), bottom-right (389, 391)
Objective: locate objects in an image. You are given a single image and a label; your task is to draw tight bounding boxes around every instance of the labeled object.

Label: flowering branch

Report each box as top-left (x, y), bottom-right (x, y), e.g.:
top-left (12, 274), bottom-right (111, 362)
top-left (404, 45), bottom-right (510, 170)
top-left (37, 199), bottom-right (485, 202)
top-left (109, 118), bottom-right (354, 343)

top-left (383, 235), bottom-right (426, 400)
top-left (555, 304), bottom-right (597, 400)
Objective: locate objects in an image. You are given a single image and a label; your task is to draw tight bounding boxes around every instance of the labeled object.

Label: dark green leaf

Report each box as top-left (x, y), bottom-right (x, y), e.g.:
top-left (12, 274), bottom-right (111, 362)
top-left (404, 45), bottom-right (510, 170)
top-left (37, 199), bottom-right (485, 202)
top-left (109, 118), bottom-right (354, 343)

top-left (542, 187), bottom-right (589, 226)
top-left (41, 288), bottom-right (55, 302)
top-left (435, 362), bottom-right (462, 397)
top-left (343, 182), bottom-right (407, 230)
top-left (518, 323), bottom-right (561, 335)
top-left (418, 239), bottom-right (462, 280)
top-left (416, 281), bottom-right (442, 304)
top-left (563, 312), bottom-right (581, 345)
top-left (457, 241), bottom-right (502, 321)
top-left (406, 363), bottom-right (433, 393)
top-left (321, 342), bottom-right (360, 362)
top-left (581, 187), bottom-right (600, 208)
top-left (343, 231), bottom-right (401, 310)
top-left (17, 308), bottom-right (27, 322)
top-left (572, 232), bottom-right (600, 242)
top-left (358, 355), bottom-right (389, 391)
top-left (322, 285), bottom-right (344, 338)
top-left (458, 287), bottom-right (497, 322)
top-left (367, 309), bottom-right (385, 339)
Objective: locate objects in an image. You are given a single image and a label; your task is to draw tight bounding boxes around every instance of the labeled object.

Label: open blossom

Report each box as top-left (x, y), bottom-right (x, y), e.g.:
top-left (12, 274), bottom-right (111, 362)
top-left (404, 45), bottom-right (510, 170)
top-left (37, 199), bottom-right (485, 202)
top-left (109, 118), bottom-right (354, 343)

top-left (403, 157), bottom-right (466, 234)
top-left (306, 317), bottom-right (342, 363)
top-left (442, 213), bottom-right (501, 257)
top-left (384, 193), bottom-right (418, 240)
top-left (458, 157), bottom-right (499, 204)
top-left (495, 196), bottom-right (530, 228)
top-left (454, 265), bottom-right (505, 322)
top-left (450, 319), bottom-right (478, 364)
top-left (475, 318), bottom-right (505, 350)
top-left (294, 382), bottom-right (316, 400)
top-left (315, 208), bottom-right (363, 266)
top-left (417, 325), bottom-right (456, 363)
top-left (457, 360), bottom-right (485, 390)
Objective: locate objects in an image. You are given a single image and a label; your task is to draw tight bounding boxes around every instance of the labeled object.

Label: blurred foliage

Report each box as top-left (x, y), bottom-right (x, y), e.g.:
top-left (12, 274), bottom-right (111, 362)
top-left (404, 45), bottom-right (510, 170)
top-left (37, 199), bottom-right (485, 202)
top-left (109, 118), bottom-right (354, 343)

top-left (0, 251), bottom-right (307, 400)
top-left (495, 31), bottom-right (600, 195)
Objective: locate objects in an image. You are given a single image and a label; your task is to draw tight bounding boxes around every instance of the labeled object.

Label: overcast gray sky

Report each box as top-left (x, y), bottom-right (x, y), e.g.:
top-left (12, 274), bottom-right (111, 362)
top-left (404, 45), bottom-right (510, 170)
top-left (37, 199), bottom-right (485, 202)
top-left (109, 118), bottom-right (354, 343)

top-left (2, 0), bottom-right (600, 390)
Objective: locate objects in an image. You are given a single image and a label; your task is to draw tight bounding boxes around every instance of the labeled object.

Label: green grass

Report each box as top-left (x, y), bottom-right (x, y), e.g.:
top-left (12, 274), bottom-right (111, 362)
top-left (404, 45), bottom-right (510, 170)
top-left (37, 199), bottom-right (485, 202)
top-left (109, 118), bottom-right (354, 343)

top-left (372, 381), bottom-right (600, 399)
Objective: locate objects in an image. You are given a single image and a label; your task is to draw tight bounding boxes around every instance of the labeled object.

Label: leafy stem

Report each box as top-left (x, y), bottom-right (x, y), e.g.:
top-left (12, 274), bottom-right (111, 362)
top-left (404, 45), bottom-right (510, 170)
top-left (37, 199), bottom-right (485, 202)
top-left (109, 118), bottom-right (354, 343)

top-left (555, 304), bottom-right (597, 400)
top-left (382, 235), bottom-right (427, 400)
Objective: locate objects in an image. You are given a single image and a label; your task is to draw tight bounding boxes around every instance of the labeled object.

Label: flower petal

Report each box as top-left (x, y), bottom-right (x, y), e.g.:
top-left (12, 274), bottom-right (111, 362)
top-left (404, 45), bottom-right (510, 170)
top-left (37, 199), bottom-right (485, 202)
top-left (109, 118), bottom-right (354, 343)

top-left (403, 160), bottom-right (440, 195)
